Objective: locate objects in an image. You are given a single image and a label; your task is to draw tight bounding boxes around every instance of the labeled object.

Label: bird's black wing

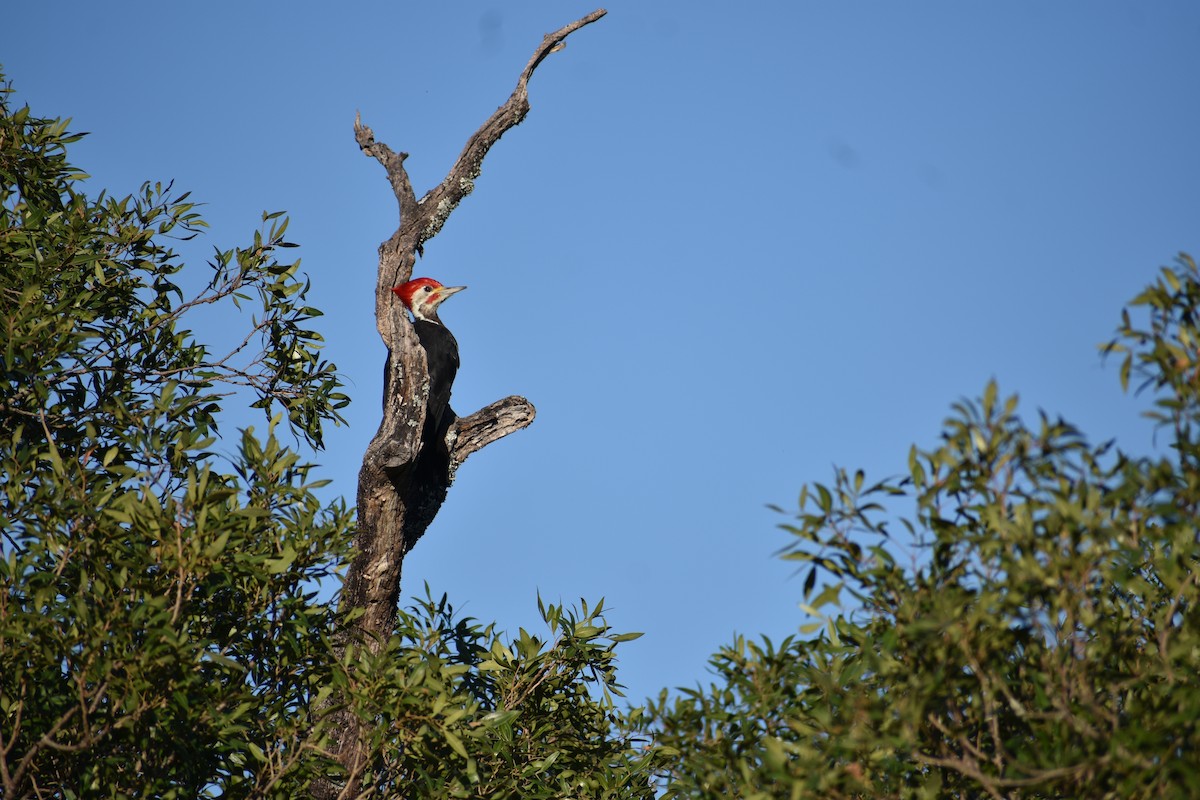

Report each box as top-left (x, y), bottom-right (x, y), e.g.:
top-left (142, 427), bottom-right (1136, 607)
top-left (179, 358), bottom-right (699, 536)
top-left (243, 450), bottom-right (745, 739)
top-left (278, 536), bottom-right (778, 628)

top-left (413, 318), bottom-right (460, 440)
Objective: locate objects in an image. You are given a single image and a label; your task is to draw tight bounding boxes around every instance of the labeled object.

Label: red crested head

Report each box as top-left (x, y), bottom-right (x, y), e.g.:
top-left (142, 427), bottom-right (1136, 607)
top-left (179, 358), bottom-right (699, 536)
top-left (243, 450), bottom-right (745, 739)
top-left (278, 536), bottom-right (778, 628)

top-left (392, 277), bottom-right (467, 322)
top-left (392, 277), bottom-right (443, 309)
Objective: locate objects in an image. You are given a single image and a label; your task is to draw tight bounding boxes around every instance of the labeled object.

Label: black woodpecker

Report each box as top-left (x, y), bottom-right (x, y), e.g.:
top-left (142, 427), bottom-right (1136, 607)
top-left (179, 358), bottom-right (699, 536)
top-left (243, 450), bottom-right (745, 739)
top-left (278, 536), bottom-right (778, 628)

top-left (391, 277), bottom-right (466, 442)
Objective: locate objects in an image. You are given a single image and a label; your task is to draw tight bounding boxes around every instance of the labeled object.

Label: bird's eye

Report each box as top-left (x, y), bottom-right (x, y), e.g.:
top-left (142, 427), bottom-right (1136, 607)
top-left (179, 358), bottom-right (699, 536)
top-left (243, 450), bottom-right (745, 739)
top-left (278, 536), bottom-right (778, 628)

top-left (423, 286), bottom-right (433, 293)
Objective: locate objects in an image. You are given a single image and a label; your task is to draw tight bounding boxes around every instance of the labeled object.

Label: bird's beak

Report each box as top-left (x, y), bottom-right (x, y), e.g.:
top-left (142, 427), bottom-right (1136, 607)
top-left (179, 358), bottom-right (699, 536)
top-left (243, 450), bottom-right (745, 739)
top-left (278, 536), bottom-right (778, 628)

top-left (435, 285), bottom-right (467, 300)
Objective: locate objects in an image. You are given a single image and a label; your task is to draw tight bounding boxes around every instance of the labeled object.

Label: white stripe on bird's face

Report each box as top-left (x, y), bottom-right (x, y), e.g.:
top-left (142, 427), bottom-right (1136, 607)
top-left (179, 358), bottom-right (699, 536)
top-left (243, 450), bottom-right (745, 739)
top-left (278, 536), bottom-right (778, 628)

top-left (411, 283), bottom-right (441, 320)
top-left (412, 284), bottom-right (465, 321)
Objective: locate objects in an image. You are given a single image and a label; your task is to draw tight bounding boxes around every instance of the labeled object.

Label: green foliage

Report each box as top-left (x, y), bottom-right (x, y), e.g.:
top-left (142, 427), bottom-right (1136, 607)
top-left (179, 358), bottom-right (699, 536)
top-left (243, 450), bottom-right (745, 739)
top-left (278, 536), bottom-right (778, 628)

top-left (338, 592), bottom-right (654, 799)
top-left (0, 73), bottom-right (354, 797)
top-left (647, 254), bottom-right (1200, 799)
top-left (0, 75), bottom-right (652, 798)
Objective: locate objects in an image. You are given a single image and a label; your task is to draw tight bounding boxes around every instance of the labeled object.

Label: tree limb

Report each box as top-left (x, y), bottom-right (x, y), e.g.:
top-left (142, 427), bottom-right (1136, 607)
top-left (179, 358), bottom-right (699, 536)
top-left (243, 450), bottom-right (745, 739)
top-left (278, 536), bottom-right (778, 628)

top-left (451, 396), bottom-right (537, 467)
top-left (411, 8), bottom-right (608, 250)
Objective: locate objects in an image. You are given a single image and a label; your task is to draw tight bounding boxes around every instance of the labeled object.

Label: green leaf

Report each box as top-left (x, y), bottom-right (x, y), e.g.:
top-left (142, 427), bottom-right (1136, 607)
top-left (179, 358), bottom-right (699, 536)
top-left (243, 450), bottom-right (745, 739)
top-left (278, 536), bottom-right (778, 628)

top-left (264, 545), bottom-right (297, 574)
top-left (442, 729), bottom-right (469, 759)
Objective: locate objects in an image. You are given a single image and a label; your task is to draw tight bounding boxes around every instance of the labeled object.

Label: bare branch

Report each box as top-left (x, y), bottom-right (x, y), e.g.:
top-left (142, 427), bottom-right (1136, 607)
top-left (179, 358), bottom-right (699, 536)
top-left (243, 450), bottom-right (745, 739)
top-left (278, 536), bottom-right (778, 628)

top-left (414, 9), bottom-right (608, 249)
top-left (451, 396), bottom-right (537, 466)
top-left (355, 8), bottom-right (607, 301)
top-left (353, 111), bottom-right (418, 231)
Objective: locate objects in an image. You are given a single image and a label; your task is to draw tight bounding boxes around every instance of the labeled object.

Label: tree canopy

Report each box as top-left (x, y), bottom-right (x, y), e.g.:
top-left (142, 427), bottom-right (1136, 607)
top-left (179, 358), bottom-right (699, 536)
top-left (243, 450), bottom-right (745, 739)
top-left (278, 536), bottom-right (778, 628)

top-left (645, 260), bottom-right (1200, 798)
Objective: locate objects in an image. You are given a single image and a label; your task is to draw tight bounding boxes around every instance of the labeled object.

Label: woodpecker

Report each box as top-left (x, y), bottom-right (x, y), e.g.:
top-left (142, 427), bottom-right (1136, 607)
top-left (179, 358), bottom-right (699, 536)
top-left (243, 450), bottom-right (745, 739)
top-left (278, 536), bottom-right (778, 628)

top-left (391, 277), bottom-right (467, 441)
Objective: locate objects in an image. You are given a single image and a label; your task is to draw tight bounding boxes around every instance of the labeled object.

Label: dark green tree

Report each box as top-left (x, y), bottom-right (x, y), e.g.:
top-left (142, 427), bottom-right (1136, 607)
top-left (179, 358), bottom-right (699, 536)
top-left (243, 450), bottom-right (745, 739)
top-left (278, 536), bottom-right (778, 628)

top-left (0, 72), bottom-right (352, 795)
top-left (646, 255), bottom-right (1200, 798)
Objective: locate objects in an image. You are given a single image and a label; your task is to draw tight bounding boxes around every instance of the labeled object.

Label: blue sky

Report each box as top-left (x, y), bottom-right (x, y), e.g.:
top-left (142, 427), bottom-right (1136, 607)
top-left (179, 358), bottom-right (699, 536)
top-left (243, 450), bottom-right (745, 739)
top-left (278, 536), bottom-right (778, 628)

top-left (5, 2), bottom-right (1199, 705)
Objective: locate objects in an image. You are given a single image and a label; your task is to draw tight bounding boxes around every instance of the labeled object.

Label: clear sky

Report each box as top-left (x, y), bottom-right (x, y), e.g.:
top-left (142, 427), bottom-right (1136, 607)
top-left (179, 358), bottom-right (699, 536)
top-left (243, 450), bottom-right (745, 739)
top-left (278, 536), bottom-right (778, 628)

top-left (5, 2), bottom-right (1199, 706)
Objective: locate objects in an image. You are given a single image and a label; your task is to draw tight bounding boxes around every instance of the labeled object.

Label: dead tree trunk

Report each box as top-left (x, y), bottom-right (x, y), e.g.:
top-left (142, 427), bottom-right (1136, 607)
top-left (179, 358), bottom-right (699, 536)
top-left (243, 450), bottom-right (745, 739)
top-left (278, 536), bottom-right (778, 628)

top-left (316, 10), bottom-right (605, 797)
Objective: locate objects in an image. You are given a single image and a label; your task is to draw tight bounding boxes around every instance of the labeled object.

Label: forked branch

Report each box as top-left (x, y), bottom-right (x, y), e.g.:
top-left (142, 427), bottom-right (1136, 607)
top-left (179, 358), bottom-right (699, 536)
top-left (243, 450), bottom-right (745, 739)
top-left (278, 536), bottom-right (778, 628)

top-left (354, 8), bottom-right (607, 297)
